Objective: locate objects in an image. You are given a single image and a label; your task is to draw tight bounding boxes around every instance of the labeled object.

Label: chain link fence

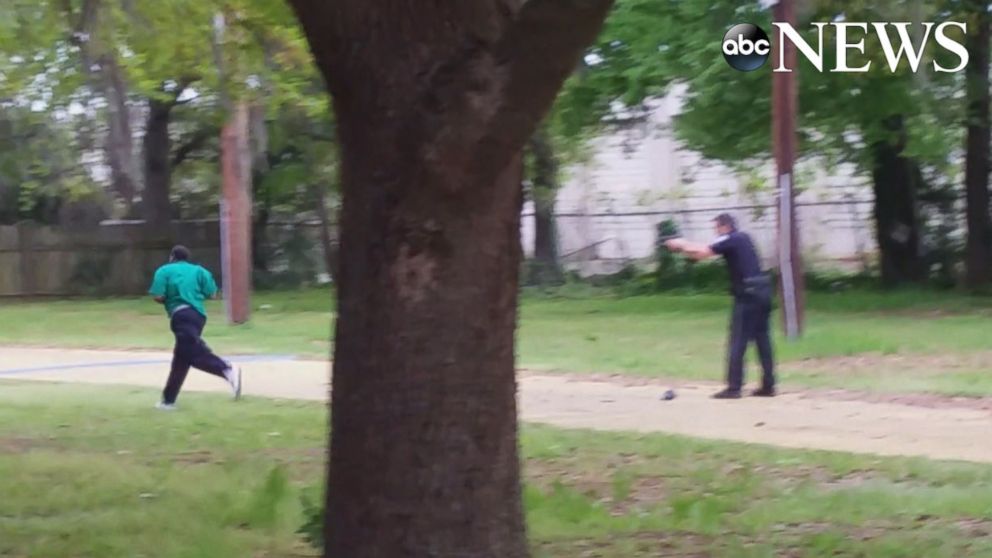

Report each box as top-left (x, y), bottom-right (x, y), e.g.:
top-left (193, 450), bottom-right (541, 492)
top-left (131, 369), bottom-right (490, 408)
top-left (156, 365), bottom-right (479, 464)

top-left (522, 199), bottom-right (879, 277)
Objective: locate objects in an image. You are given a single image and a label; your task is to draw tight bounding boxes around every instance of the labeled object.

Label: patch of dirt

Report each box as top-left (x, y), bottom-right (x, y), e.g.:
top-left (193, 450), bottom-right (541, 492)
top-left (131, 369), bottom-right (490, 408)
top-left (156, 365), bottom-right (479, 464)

top-left (819, 470), bottom-right (883, 490)
top-left (0, 437), bottom-right (61, 454)
top-left (11, 346), bottom-right (992, 463)
top-left (524, 351), bottom-right (992, 386)
top-left (624, 477), bottom-right (669, 509)
top-left (525, 459), bottom-right (611, 495)
top-left (261, 447), bottom-right (326, 480)
top-left (954, 518), bottom-right (992, 538)
top-left (169, 450), bottom-right (222, 465)
top-left (534, 531), bottom-right (712, 558)
top-left (525, 458), bottom-right (672, 516)
top-left (519, 369), bottom-right (677, 388)
top-left (534, 519), bottom-right (986, 557)
top-left (799, 389), bottom-right (992, 412)
top-left (523, 361), bottom-right (992, 413)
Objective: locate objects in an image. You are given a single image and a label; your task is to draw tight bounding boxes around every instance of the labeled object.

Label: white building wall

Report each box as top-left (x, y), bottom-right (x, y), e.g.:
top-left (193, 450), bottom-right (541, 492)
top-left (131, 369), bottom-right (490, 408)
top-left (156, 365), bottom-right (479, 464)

top-left (521, 89), bottom-right (876, 274)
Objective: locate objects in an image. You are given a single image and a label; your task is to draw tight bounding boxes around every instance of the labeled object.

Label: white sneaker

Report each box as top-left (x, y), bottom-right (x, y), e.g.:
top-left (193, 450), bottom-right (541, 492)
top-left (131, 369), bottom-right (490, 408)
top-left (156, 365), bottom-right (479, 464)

top-left (156, 402), bottom-right (177, 411)
top-left (225, 365), bottom-right (243, 400)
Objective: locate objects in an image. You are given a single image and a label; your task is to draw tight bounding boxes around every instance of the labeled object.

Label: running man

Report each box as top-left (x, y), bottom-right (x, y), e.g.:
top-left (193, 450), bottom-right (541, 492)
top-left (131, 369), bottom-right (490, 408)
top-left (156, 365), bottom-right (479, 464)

top-left (149, 245), bottom-right (242, 409)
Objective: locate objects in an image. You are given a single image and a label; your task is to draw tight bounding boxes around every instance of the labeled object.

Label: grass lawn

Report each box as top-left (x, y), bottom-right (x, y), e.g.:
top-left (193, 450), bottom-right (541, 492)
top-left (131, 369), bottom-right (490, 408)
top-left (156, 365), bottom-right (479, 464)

top-left (2, 288), bottom-right (992, 396)
top-left (3, 382), bottom-right (992, 557)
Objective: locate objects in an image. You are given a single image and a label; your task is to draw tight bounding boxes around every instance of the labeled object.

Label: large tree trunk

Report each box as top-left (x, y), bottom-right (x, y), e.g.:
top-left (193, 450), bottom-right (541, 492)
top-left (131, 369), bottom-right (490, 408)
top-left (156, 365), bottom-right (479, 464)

top-left (527, 130), bottom-right (564, 285)
top-left (870, 115), bottom-right (926, 286)
top-left (74, 0), bottom-right (138, 212)
top-left (287, 1), bottom-right (613, 556)
top-left (250, 104), bottom-right (271, 275)
top-left (102, 57), bottom-right (139, 213)
top-left (143, 99), bottom-right (173, 230)
top-left (251, 174), bottom-right (271, 276)
top-left (964, 0), bottom-right (992, 288)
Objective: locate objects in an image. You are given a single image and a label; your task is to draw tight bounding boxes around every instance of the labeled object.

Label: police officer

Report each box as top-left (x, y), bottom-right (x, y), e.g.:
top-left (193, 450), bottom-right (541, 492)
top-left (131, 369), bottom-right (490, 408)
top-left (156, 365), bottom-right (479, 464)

top-left (664, 214), bottom-right (776, 399)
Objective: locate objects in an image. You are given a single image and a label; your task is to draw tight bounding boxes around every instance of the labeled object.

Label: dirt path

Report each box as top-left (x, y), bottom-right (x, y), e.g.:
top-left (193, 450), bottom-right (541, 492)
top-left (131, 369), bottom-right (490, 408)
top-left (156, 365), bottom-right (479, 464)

top-left (3, 347), bottom-right (991, 464)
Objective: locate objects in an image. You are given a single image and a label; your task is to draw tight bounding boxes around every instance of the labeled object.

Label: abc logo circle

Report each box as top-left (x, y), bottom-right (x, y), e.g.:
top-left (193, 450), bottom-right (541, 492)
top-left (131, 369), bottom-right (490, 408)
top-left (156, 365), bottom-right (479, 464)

top-left (723, 23), bottom-right (770, 71)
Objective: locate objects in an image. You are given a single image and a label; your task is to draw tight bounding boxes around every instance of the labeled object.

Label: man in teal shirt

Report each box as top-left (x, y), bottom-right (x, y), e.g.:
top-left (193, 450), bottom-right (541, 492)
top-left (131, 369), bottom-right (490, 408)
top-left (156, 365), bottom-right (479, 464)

top-left (149, 245), bottom-right (241, 409)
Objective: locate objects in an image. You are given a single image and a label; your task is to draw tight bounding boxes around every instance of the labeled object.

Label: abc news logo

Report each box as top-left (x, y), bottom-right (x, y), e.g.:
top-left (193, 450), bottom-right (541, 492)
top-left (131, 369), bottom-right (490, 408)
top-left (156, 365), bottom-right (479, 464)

top-left (722, 22), bottom-right (970, 73)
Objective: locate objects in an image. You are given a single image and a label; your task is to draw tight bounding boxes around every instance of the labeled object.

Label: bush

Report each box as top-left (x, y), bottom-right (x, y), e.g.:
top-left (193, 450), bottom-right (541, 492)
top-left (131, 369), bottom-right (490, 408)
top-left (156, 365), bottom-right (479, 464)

top-left (70, 253), bottom-right (114, 295)
top-left (298, 488), bottom-right (324, 550)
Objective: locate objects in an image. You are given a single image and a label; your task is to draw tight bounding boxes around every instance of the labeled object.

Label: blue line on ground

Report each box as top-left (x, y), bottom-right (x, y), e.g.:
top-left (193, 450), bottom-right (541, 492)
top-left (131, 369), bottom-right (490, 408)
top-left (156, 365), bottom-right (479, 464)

top-left (0, 354), bottom-right (297, 376)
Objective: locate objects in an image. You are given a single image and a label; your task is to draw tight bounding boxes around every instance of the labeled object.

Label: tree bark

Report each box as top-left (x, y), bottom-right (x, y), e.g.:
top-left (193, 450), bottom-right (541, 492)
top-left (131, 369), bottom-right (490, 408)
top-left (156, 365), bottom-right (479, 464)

top-left (250, 106), bottom-right (271, 275)
top-left (964, 0), bottom-right (992, 288)
top-left (870, 115), bottom-right (926, 286)
top-left (102, 56), bottom-right (139, 213)
top-left (143, 99), bottom-right (173, 230)
top-left (72, 0), bottom-right (138, 212)
top-left (527, 130), bottom-right (564, 285)
top-left (287, 1), bottom-right (613, 556)
top-left (251, 171), bottom-right (271, 275)
top-left (220, 103), bottom-right (253, 324)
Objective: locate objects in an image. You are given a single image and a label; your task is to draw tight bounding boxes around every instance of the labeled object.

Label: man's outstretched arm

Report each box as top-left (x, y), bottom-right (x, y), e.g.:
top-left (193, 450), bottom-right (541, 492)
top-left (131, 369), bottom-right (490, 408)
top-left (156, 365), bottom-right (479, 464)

top-left (665, 238), bottom-right (717, 261)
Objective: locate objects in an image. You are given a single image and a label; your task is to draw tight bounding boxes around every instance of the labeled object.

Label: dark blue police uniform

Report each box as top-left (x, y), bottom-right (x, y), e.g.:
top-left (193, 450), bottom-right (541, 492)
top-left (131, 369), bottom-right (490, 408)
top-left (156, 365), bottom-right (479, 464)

top-left (710, 231), bottom-right (775, 393)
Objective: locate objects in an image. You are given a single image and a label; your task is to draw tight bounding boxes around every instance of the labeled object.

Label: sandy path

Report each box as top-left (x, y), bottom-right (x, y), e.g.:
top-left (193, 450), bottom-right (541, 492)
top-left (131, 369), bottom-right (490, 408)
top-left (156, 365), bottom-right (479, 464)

top-left (3, 347), bottom-right (991, 464)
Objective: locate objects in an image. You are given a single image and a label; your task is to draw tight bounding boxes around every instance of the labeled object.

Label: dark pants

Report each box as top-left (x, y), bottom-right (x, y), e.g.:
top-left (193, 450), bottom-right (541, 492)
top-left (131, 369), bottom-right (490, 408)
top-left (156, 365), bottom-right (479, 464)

top-left (163, 308), bottom-right (229, 404)
top-left (726, 295), bottom-right (775, 392)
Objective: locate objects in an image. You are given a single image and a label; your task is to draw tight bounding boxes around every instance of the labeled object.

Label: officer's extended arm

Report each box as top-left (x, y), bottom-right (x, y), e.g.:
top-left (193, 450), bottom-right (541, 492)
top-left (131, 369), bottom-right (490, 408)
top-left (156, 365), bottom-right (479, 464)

top-left (664, 239), bottom-right (716, 261)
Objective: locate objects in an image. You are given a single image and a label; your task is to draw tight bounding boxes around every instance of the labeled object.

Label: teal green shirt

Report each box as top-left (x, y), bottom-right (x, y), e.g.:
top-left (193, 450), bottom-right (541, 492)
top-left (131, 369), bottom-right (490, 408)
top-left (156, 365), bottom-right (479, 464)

top-left (148, 261), bottom-right (218, 318)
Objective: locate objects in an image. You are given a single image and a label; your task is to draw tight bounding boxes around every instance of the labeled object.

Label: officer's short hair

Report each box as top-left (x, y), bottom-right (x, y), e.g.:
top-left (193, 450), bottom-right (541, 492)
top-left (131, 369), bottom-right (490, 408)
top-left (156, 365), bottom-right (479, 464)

top-left (714, 213), bottom-right (737, 231)
top-left (170, 245), bottom-right (191, 261)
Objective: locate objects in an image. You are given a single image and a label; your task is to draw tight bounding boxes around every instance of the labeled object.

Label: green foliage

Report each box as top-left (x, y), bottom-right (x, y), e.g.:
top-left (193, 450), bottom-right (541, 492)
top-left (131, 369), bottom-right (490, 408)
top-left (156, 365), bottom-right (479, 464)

top-left (70, 253), bottom-right (114, 294)
top-left (655, 219), bottom-right (689, 289)
top-left (573, 0), bottom-right (963, 172)
top-left (240, 465), bottom-right (291, 531)
top-left (2, 0), bottom-right (331, 222)
top-left (297, 487), bottom-right (324, 550)
top-left (525, 481), bottom-right (615, 528)
top-left (567, 0), bottom-right (972, 287)
top-left (546, 0), bottom-right (684, 169)
top-left (610, 470), bottom-right (634, 502)
top-left (255, 225), bottom-right (321, 289)
top-left (0, 107), bottom-right (101, 225)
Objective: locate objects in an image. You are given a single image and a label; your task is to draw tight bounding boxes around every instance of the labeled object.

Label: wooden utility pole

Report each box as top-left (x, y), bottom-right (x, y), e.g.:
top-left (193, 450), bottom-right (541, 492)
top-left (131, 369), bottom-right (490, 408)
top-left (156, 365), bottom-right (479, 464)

top-left (770, 0), bottom-right (805, 338)
top-left (214, 11), bottom-right (252, 324)
top-left (220, 103), bottom-right (252, 324)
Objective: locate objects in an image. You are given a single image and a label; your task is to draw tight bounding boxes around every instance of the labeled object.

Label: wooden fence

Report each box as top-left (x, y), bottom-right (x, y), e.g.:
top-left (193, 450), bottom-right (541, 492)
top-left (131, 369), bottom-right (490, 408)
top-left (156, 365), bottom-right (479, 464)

top-left (0, 221), bottom-right (223, 297)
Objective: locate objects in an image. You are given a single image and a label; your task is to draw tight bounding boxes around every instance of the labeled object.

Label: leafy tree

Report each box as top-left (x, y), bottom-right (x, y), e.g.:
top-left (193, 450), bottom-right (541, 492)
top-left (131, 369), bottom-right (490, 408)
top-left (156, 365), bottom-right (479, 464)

top-left (0, 106), bottom-right (103, 225)
top-left (569, 0), bottom-right (969, 285)
top-left (2, 0), bottom-right (324, 233)
top-left (961, 0), bottom-right (992, 288)
top-left (521, 3), bottom-right (679, 285)
top-left (524, 126), bottom-right (564, 285)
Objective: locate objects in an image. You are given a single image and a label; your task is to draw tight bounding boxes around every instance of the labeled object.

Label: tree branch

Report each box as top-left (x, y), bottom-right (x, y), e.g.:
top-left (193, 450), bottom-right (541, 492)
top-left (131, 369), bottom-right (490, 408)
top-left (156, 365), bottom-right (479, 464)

top-left (306, 130), bottom-right (336, 143)
top-left (469, 0), bottom-right (614, 184)
top-left (171, 127), bottom-right (214, 168)
top-left (159, 75), bottom-right (201, 107)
